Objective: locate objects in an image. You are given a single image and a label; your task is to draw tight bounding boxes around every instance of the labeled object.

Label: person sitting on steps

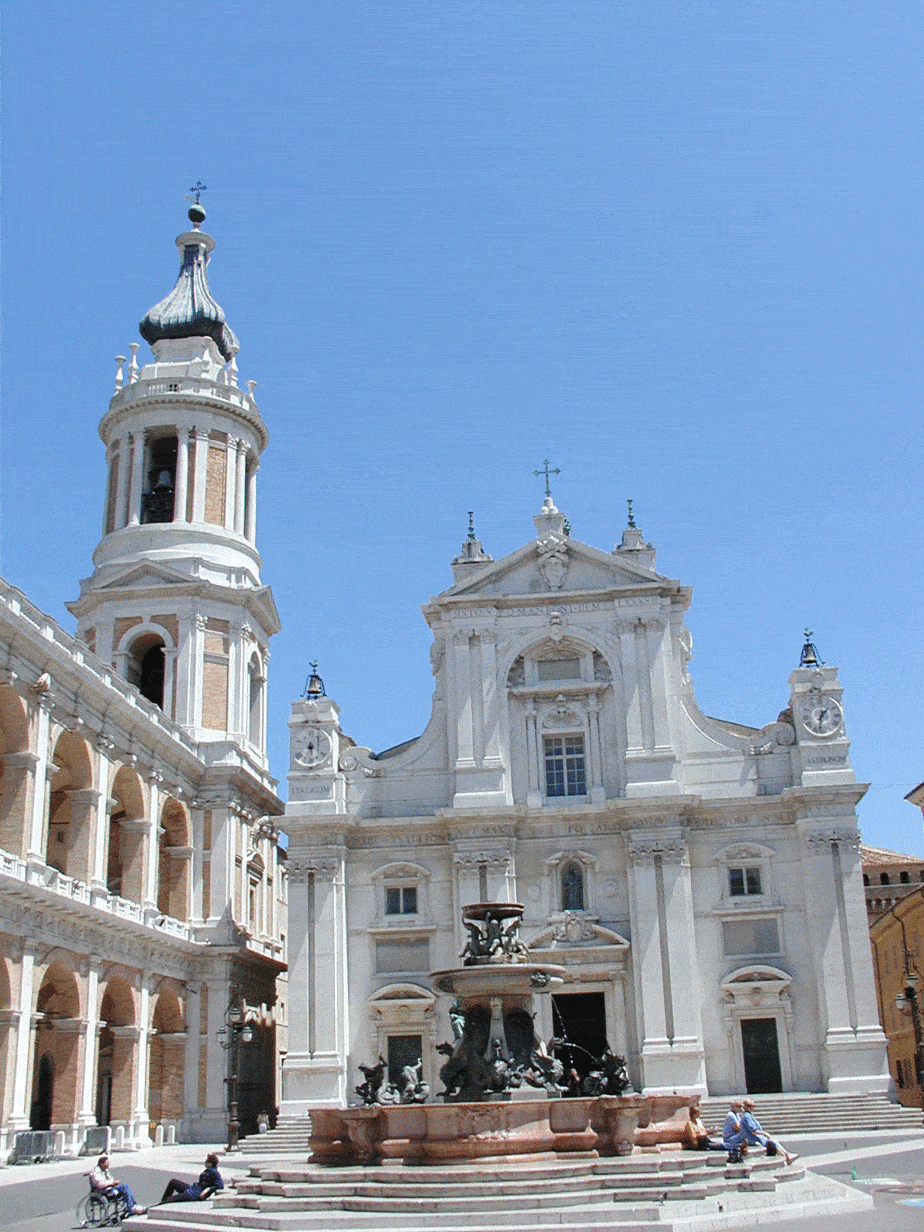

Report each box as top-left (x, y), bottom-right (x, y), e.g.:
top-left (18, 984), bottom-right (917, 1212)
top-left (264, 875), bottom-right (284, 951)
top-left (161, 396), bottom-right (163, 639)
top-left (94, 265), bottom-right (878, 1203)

top-left (722, 1099), bottom-right (749, 1163)
top-left (158, 1152), bottom-right (224, 1203)
top-left (741, 1098), bottom-right (798, 1165)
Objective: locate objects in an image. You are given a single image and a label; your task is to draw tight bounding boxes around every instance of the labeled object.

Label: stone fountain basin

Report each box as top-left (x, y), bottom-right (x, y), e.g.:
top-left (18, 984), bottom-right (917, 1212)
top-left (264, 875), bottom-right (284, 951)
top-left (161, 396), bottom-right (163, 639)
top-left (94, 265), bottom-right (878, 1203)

top-left (430, 964), bottom-right (565, 997)
top-left (309, 1094), bottom-right (696, 1166)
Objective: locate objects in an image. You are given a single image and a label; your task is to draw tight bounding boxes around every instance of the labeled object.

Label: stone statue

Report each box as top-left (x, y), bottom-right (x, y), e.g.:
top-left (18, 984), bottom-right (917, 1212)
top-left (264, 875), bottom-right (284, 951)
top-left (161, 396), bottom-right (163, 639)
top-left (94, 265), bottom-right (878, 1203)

top-left (399, 1061), bottom-right (430, 1104)
top-left (355, 1056), bottom-right (388, 1106)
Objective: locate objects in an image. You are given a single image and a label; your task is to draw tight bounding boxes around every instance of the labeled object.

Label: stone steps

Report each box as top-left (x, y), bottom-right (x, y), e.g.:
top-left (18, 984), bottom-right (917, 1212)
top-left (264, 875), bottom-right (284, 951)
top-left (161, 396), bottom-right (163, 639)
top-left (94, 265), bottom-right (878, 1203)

top-left (128, 1152), bottom-right (815, 1232)
top-left (238, 1117), bottom-right (312, 1157)
top-left (697, 1092), bottom-right (921, 1135)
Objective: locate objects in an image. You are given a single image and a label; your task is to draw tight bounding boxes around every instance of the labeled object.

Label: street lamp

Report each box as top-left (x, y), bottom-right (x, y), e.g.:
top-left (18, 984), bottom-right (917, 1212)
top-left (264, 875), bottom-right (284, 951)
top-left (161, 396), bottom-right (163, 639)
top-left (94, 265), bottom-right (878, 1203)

top-left (894, 967), bottom-right (924, 1110)
top-left (216, 987), bottom-right (254, 1150)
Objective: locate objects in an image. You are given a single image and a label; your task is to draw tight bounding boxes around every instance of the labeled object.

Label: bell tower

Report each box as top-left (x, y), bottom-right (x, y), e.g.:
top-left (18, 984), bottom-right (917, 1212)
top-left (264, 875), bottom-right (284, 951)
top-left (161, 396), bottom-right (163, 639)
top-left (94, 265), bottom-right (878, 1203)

top-left (67, 203), bottom-right (279, 764)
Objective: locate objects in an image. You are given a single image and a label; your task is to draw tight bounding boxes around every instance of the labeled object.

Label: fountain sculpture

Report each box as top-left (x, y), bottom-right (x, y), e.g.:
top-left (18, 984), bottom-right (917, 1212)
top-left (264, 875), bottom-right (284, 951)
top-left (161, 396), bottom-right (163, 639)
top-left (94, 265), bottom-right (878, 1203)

top-left (310, 901), bottom-right (695, 1165)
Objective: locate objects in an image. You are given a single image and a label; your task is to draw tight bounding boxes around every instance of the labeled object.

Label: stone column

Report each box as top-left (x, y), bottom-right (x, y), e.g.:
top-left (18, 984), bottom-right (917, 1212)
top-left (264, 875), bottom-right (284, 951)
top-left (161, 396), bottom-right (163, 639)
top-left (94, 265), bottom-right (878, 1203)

top-left (525, 707), bottom-right (541, 807)
top-left (143, 772), bottom-right (162, 920)
top-left (119, 819), bottom-right (148, 905)
top-left (77, 965), bottom-right (101, 1129)
top-left (8, 949), bottom-right (34, 1132)
top-left (234, 440), bottom-right (247, 535)
top-left (173, 428), bottom-right (190, 523)
top-left (798, 819), bottom-right (889, 1093)
top-left (109, 1026), bottom-right (140, 1128)
top-left (451, 631), bottom-right (474, 766)
top-left (126, 431), bottom-right (146, 527)
top-left (587, 699), bottom-right (604, 802)
top-left (191, 429), bottom-right (209, 524)
top-left (133, 983), bottom-right (152, 1143)
top-left (617, 621), bottom-right (643, 753)
top-left (90, 738), bottom-right (113, 904)
top-left (280, 855), bottom-right (349, 1111)
top-left (626, 829), bottom-right (705, 1094)
top-left (0, 751), bottom-right (38, 858)
top-left (644, 618), bottom-right (671, 748)
top-left (113, 436), bottom-right (131, 530)
top-left (224, 438), bottom-right (238, 531)
top-left (245, 459), bottom-right (258, 542)
top-left (207, 806), bottom-right (236, 922)
top-left (26, 698), bottom-right (52, 865)
top-left (182, 984), bottom-right (201, 1127)
top-left (67, 789), bottom-right (100, 885)
top-left (634, 623), bottom-right (655, 750)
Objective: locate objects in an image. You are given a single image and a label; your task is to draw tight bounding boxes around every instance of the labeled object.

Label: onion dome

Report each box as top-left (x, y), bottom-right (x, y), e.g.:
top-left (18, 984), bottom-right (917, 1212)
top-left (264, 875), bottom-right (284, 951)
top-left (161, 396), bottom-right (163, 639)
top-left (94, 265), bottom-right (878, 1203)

top-left (139, 205), bottom-right (240, 361)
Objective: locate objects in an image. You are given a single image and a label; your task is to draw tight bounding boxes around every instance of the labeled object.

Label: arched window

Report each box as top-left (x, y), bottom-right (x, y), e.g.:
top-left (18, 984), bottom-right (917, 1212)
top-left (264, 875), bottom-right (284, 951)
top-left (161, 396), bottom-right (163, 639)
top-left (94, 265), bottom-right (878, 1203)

top-left (141, 434), bottom-right (178, 523)
top-left (561, 861), bottom-right (585, 911)
top-left (880, 872), bottom-right (891, 885)
top-left (125, 634), bottom-right (166, 708)
top-left (900, 870), bottom-right (910, 884)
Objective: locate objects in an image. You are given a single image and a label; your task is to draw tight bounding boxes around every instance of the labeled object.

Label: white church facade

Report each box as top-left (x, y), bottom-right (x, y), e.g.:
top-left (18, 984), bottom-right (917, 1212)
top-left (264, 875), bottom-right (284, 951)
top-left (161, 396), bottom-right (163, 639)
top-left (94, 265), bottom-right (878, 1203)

top-left (0, 205), bottom-right (287, 1155)
top-left (281, 497), bottom-right (889, 1109)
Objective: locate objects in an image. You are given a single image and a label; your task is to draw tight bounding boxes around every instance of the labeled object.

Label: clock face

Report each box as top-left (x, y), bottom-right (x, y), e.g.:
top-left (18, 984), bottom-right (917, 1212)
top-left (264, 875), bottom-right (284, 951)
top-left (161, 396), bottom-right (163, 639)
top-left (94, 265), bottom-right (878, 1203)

top-left (292, 726), bottom-right (331, 768)
top-left (799, 695), bottom-right (843, 737)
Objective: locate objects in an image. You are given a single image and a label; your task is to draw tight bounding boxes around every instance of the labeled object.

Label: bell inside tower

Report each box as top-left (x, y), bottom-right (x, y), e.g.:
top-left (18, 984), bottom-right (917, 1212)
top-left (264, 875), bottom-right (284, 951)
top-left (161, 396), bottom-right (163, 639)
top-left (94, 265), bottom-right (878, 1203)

top-left (141, 435), bottom-right (178, 523)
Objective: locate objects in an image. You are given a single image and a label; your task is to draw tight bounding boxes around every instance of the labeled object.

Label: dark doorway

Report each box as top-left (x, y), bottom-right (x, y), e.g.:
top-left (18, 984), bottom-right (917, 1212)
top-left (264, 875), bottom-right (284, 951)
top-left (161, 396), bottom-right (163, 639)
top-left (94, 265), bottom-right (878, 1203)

top-left (552, 992), bottom-right (608, 1077)
top-left (387, 1034), bottom-right (422, 1087)
top-left (741, 1017), bottom-right (783, 1093)
top-left (139, 644), bottom-right (165, 708)
top-left (31, 1052), bottom-right (54, 1130)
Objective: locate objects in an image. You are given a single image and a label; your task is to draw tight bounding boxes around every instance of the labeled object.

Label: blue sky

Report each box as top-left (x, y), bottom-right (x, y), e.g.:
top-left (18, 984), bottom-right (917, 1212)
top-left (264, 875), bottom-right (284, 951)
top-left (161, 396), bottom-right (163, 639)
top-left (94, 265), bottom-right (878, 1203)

top-left (2, 2), bottom-right (922, 852)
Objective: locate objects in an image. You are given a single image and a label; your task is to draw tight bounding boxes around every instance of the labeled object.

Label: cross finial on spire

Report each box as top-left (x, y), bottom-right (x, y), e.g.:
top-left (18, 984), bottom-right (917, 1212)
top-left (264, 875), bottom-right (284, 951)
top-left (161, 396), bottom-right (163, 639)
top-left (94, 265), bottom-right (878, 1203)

top-left (627, 499), bottom-right (636, 528)
top-left (467, 511), bottom-right (477, 542)
top-left (189, 181), bottom-right (207, 205)
top-left (533, 459), bottom-right (560, 498)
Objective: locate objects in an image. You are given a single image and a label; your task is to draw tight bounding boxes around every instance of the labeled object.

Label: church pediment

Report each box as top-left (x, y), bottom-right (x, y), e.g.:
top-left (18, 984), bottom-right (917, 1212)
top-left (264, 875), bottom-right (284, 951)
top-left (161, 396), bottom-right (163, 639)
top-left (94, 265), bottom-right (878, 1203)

top-left (441, 538), bottom-right (669, 602)
top-left (92, 561), bottom-right (194, 590)
top-left (529, 913), bottom-right (629, 951)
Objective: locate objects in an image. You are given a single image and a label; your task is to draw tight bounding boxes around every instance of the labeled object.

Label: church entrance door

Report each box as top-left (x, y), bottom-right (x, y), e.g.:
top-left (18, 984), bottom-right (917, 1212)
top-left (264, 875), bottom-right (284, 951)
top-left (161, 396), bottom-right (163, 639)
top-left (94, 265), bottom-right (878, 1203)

top-left (551, 992), bottom-right (608, 1078)
top-left (740, 1017), bottom-right (782, 1093)
top-left (387, 1034), bottom-right (422, 1087)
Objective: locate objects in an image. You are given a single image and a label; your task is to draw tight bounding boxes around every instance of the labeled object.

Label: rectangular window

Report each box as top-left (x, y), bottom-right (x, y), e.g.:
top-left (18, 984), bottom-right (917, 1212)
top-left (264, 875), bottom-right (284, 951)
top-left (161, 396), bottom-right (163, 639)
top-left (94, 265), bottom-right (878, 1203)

top-left (544, 735), bottom-right (586, 797)
top-left (537, 656), bottom-right (581, 682)
top-left (385, 886), bottom-right (417, 915)
top-left (722, 918), bottom-right (780, 957)
top-left (375, 939), bottom-right (430, 973)
top-left (728, 866), bottom-right (762, 896)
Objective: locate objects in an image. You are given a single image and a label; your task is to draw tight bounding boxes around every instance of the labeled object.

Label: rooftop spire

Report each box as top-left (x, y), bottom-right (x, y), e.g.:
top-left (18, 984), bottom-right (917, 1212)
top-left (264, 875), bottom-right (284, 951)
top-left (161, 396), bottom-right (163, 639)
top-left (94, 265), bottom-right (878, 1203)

top-left (139, 203), bottom-right (240, 361)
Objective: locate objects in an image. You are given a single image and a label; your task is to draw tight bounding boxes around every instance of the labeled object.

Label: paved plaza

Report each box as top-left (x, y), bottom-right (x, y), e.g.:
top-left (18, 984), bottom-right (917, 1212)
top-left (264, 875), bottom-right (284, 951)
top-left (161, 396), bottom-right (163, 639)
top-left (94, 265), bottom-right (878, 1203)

top-left (0, 1129), bottom-right (921, 1232)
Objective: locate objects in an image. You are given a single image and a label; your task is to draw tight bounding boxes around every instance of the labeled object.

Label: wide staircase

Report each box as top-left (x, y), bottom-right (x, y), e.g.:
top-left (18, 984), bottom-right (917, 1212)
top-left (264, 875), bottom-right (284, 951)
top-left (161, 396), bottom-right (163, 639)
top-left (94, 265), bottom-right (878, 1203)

top-left (131, 1152), bottom-right (867, 1232)
top-left (238, 1115), bottom-right (312, 1158)
top-left (697, 1091), bottom-right (921, 1135)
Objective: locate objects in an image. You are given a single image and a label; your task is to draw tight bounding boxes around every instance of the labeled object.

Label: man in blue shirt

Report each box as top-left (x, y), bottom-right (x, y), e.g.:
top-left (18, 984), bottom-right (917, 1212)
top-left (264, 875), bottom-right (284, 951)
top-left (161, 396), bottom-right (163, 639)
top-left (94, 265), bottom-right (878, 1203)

top-left (159, 1152), bottom-right (225, 1203)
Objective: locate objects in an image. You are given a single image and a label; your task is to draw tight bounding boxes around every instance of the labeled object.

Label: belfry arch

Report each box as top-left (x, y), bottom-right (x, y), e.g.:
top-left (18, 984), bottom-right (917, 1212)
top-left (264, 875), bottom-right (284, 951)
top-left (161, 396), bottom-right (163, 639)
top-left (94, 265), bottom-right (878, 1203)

top-left (107, 766), bottom-right (146, 902)
top-left (45, 730), bottom-right (94, 880)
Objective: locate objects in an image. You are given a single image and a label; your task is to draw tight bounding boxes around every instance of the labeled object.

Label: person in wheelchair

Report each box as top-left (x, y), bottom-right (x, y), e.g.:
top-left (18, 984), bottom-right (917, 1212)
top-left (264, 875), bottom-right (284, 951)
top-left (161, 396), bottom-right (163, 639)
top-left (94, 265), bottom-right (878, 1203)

top-left (88, 1154), bottom-right (147, 1216)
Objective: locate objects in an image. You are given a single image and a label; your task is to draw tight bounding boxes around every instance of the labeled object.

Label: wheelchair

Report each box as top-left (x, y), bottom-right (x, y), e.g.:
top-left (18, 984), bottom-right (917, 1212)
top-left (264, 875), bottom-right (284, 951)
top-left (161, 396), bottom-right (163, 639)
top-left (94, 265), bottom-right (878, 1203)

top-left (77, 1181), bottom-right (133, 1227)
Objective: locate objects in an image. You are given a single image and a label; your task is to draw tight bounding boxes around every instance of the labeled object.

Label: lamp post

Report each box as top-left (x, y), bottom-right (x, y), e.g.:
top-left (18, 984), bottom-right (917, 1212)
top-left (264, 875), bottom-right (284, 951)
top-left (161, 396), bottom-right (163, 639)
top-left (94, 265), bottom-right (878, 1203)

top-left (894, 968), bottom-right (924, 1111)
top-left (216, 987), bottom-right (254, 1150)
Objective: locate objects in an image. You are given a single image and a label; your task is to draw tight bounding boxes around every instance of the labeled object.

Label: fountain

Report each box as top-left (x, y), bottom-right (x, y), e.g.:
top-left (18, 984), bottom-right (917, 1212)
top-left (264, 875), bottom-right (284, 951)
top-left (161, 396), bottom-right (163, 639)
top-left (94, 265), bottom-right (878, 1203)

top-left (309, 902), bottom-right (694, 1165)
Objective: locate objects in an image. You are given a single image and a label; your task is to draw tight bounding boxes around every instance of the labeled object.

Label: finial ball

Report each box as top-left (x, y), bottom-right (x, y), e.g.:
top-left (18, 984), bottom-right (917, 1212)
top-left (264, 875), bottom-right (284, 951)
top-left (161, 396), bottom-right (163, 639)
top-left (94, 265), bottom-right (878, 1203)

top-left (188, 203), bottom-right (206, 227)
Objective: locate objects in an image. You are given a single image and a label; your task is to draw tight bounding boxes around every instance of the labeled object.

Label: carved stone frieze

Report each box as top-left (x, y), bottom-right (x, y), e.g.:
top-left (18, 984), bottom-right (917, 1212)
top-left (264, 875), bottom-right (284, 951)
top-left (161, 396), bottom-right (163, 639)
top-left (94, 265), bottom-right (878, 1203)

top-left (452, 848), bottom-right (512, 871)
top-left (802, 826), bottom-right (861, 853)
top-left (625, 833), bottom-right (687, 865)
top-left (286, 855), bottom-right (342, 879)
